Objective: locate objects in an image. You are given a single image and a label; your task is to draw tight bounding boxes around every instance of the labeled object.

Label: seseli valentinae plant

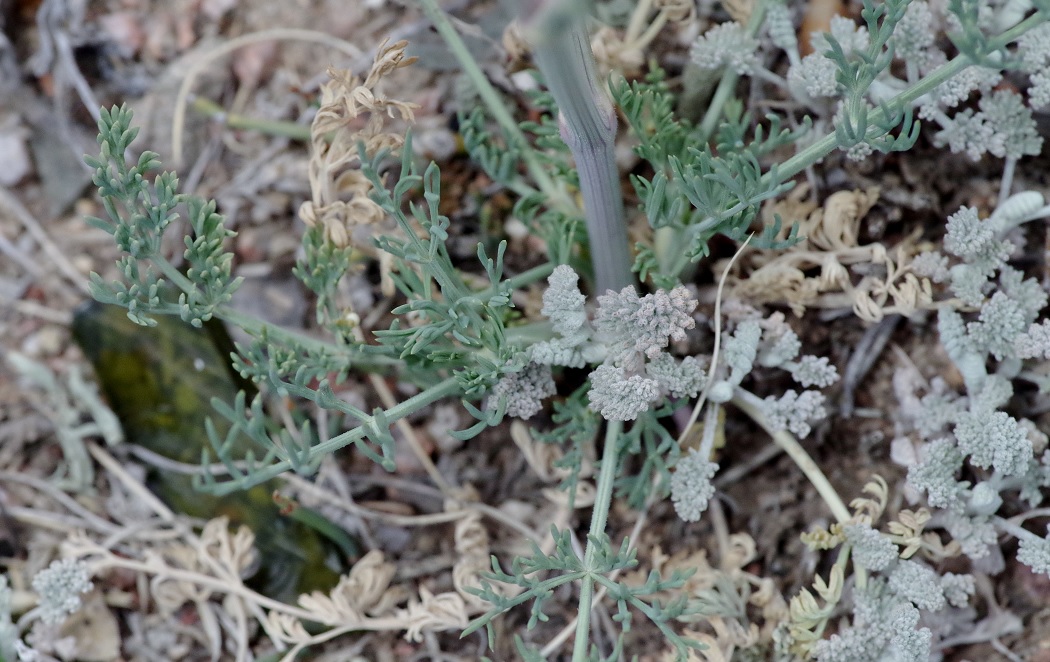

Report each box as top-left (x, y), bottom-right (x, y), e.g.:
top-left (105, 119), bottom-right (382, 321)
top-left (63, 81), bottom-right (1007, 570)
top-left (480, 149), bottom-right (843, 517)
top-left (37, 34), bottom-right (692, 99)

top-left (77, 0), bottom-right (1050, 658)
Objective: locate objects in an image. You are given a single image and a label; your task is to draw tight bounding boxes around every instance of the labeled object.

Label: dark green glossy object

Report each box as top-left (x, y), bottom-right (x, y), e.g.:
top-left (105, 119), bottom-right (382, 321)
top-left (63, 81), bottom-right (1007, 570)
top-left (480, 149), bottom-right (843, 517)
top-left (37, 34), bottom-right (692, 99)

top-left (72, 302), bottom-right (345, 602)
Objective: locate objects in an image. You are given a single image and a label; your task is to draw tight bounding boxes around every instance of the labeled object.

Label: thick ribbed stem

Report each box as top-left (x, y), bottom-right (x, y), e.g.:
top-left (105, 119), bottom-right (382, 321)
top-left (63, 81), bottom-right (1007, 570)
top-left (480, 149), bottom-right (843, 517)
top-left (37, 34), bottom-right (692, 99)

top-left (522, 1), bottom-right (633, 294)
top-left (571, 419), bottom-right (623, 661)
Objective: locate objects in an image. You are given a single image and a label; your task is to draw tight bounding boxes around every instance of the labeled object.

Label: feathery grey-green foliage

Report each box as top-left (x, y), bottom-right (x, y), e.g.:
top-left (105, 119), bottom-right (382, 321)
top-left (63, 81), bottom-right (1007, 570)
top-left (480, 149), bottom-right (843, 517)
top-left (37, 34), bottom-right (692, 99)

top-left (82, 0), bottom-right (1050, 658)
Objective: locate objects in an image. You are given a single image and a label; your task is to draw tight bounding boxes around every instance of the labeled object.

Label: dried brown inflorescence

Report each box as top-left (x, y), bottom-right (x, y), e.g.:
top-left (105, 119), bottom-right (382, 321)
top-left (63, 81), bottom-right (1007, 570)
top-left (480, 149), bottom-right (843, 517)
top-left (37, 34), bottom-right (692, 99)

top-left (299, 40), bottom-right (419, 252)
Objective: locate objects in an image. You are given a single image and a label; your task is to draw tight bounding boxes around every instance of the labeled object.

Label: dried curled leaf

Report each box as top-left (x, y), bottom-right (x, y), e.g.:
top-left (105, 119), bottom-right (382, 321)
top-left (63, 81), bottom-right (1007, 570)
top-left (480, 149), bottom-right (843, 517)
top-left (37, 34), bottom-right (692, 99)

top-left (296, 550), bottom-right (399, 621)
top-left (591, 26), bottom-right (644, 75)
top-left (639, 537), bottom-right (787, 660)
top-left (733, 186), bottom-right (941, 320)
top-left (786, 564), bottom-right (843, 654)
top-left (269, 547), bottom-right (471, 647)
top-left (265, 610), bottom-right (311, 644)
top-left (511, 420), bottom-right (594, 480)
top-left (142, 518), bottom-right (258, 614)
top-left (886, 507), bottom-right (961, 560)
top-left (451, 511), bottom-right (493, 607)
top-left (721, 0), bottom-right (753, 24)
top-left (849, 474), bottom-right (889, 524)
top-left (511, 420), bottom-right (566, 482)
top-left (199, 517), bottom-right (258, 581)
top-left (800, 525), bottom-right (843, 551)
top-left (676, 616), bottom-right (760, 661)
top-left (542, 482), bottom-right (596, 508)
top-left (801, 187), bottom-right (879, 252)
top-left (401, 587), bottom-right (469, 642)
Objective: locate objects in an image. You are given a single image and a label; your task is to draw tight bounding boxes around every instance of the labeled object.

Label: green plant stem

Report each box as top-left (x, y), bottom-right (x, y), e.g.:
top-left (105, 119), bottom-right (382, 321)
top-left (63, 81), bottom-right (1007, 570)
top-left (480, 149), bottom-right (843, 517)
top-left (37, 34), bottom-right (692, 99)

top-left (696, 3), bottom-right (767, 143)
top-left (191, 97), bottom-right (312, 141)
top-left (207, 376), bottom-right (462, 494)
top-left (571, 419), bottom-right (623, 661)
top-left (497, 262), bottom-right (555, 293)
top-left (770, 10), bottom-right (1046, 183)
top-left (415, 0), bottom-right (575, 216)
top-left (734, 386), bottom-right (871, 590)
top-left (731, 389), bottom-right (850, 523)
top-left (659, 221), bottom-right (711, 282)
top-left (770, 58), bottom-right (970, 182)
top-left (222, 307), bottom-right (398, 365)
top-left (150, 259), bottom-right (401, 369)
top-left (504, 321), bottom-right (555, 346)
top-left (151, 212), bottom-right (549, 373)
